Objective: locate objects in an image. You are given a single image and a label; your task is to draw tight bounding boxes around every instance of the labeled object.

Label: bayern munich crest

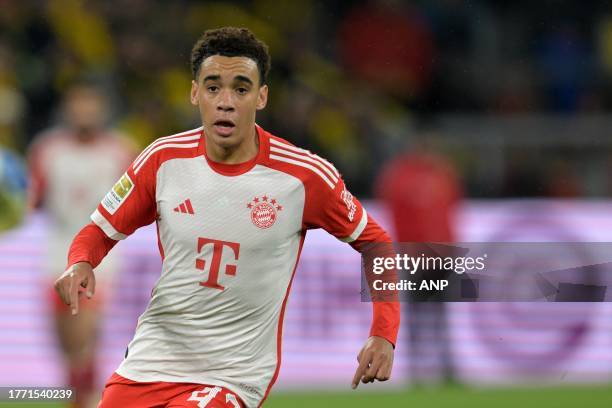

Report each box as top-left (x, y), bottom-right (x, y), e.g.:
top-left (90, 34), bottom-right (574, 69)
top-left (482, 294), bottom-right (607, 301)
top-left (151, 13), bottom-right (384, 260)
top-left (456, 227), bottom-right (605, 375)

top-left (247, 195), bottom-right (282, 229)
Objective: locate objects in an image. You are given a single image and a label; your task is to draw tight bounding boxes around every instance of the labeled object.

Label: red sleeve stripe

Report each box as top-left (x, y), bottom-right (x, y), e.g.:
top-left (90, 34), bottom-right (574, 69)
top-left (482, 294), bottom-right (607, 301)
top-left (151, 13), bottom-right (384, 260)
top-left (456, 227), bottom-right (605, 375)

top-left (269, 146), bottom-right (339, 183)
top-left (339, 208), bottom-right (368, 243)
top-left (91, 209), bottom-right (128, 240)
top-left (269, 153), bottom-right (336, 189)
top-left (133, 127), bottom-right (202, 167)
top-left (269, 138), bottom-right (339, 178)
top-left (134, 142), bottom-right (199, 174)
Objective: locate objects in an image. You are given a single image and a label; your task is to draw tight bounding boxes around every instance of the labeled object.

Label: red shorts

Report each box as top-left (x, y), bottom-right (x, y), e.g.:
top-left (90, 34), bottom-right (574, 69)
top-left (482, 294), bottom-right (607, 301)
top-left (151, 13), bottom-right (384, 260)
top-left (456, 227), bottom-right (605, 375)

top-left (98, 373), bottom-right (246, 408)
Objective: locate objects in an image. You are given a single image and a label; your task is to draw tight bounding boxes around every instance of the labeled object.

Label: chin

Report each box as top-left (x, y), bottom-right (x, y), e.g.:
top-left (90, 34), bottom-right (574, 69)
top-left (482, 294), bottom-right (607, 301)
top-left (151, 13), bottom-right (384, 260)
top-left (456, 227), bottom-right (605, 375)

top-left (211, 132), bottom-right (240, 148)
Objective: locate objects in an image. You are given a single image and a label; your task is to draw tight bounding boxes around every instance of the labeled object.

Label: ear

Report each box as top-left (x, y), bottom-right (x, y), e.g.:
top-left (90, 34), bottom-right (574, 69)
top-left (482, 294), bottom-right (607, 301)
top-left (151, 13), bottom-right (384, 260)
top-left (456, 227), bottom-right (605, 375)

top-left (256, 84), bottom-right (268, 110)
top-left (190, 80), bottom-right (199, 106)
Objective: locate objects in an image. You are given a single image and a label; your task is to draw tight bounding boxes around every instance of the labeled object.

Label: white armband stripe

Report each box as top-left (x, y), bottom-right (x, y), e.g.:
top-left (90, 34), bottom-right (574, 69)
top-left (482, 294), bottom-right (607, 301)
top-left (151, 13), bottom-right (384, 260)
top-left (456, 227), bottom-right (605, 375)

top-left (91, 209), bottom-right (127, 240)
top-left (340, 208), bottom-right (368, 243)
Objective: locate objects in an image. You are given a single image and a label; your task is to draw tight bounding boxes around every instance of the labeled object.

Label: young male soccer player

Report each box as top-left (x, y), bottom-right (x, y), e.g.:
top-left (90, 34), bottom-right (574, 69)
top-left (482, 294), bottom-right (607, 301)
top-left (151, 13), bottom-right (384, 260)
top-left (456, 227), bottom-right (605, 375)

top-left (55, 27), bottom-right (400, 407)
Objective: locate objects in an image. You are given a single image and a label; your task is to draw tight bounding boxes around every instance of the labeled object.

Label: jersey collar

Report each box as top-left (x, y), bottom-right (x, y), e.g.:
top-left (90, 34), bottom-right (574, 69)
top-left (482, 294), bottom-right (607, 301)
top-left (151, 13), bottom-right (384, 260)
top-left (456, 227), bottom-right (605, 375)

top-left (199, 124), bottom-right (269, 176)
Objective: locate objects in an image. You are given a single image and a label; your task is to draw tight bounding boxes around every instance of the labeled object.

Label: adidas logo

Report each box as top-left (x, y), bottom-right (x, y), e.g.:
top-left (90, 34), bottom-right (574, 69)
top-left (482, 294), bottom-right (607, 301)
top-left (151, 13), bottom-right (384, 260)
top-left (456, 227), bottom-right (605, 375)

top-left (174, 199), bottom-right (195, 215)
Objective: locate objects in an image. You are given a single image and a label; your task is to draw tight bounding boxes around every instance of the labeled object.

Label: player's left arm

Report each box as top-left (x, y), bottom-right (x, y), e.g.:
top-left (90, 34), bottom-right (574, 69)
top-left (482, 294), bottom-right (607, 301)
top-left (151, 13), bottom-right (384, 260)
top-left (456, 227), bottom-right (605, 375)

top-left (304, 171), bottom-right (400, 388)
top-left (347, 212), bottom-right (399, 389)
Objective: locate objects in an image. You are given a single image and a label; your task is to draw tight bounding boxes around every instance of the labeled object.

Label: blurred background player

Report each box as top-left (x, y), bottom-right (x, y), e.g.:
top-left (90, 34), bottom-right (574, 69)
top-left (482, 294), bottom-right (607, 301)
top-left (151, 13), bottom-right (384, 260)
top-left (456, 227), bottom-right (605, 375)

top-left (376, 130), bottom-right (462, 383)
top-left (376, 129), bottom-right (461, 244)
top-left (27, 82), bottom-right (135, 408)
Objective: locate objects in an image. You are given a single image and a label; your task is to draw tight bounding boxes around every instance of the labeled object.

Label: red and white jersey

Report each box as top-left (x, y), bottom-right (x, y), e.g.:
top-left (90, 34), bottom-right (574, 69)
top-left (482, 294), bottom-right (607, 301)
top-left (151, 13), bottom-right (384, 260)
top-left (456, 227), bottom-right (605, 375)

top-left (90, 125), bottom-right (393, 407)
top-left (28, 128), bottom-right (134, 276)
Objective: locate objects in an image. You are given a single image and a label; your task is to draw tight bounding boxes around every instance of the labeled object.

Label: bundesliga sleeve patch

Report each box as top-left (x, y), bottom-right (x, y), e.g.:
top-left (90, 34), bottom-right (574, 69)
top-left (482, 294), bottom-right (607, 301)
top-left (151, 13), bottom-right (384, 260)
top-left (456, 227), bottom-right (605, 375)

top-left (101, 172), bottom-right (134, 215)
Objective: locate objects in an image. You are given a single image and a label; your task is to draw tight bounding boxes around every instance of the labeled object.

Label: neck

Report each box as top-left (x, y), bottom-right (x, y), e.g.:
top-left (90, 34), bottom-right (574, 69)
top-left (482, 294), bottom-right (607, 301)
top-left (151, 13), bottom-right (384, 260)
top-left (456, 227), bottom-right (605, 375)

top-left (74, 127), bottom-right (98, 143)
top-left (205, 125), bottom-right (259, 164)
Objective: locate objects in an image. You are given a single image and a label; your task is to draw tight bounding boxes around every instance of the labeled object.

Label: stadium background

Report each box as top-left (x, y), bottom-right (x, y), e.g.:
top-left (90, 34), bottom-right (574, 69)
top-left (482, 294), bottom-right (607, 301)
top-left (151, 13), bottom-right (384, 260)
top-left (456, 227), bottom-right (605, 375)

top-left (1, 0), bottom-right (612, 407)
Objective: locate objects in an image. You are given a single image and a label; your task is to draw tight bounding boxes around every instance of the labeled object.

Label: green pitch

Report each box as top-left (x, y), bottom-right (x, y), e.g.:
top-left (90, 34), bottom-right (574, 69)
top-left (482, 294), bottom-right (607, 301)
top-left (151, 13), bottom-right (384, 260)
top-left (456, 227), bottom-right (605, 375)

top-left (1, 385), bottom-right (611, 408)
top-left (266, 385), bottom-right (612, 407)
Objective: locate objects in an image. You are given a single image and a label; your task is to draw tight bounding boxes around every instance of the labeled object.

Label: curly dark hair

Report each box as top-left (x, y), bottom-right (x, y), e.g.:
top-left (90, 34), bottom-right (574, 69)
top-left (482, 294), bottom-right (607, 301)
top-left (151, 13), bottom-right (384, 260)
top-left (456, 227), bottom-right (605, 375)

top-left (190, 27), bottom-right (271, 85)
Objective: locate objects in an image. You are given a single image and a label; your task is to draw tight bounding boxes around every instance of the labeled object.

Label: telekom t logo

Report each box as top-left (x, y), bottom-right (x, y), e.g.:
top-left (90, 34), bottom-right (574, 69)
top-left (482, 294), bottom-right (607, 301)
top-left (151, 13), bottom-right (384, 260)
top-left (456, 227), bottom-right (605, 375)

top-left (195, 237), bottom-right (240, 291)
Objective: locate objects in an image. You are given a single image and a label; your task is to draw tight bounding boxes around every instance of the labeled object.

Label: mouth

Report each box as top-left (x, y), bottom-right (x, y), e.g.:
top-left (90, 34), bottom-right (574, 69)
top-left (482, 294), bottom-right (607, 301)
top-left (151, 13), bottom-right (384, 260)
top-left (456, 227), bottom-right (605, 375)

top-left (213, 119), bottom-right (236, 137)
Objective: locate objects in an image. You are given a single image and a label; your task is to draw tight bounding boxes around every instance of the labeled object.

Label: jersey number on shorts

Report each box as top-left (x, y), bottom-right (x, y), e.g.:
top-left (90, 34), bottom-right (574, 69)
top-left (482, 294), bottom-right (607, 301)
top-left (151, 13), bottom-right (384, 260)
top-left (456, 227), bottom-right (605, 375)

top-left (187, 386), bottom-right (240, 407)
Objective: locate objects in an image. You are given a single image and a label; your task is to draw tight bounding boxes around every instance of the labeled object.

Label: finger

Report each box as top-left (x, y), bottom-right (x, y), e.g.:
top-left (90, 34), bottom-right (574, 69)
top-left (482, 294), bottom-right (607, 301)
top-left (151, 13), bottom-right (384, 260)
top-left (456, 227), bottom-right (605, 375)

top-left (59, 273), bottom-right (74, 305)
top-left (351, 364), bottom-right (365, 389)
top-left (54, 279), bottom-right (69, 305)
top-left (61, 280), bottom-right (72, 305)
top-left (68, 271), bottom-right (79, 315)
top-left (363, 355), bottom-right (383, 383)
top-left (363, 354), bottom-right (384, 383)
top-left (375, 359), bottom-right (392, 381)
top-left (352, 351), bottom-right (371, 389)
top-left (85, 272), bottom-right (96, 298)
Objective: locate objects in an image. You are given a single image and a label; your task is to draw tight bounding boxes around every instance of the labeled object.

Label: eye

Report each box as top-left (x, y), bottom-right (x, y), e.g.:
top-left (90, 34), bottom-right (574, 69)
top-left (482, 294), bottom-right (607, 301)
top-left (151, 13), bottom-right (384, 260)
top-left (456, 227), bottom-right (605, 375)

top-left (236, 87), bottom-right (248, 95)
top-left (207, 85), bottom-right (219, 93)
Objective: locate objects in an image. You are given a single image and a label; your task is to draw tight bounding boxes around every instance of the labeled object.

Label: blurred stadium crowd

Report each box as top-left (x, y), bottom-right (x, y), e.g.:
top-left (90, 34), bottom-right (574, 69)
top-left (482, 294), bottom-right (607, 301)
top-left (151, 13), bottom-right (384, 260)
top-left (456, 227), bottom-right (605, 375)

top-left (2, 0), bottom-right (612, 196)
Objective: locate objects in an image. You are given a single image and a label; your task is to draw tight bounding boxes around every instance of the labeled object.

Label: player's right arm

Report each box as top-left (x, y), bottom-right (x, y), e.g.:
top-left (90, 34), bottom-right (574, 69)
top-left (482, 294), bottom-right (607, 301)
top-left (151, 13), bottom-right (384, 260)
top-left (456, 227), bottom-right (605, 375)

top-left (54, 147), bottom-right (159, 314)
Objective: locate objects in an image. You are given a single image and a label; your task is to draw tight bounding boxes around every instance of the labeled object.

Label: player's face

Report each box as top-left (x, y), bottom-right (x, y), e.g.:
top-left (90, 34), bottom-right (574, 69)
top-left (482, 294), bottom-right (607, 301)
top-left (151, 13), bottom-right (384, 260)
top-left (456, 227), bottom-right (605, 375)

top-left (191, 55), bottom-right (268, 150)
top-left (64, 87), bottom-right (108, 134)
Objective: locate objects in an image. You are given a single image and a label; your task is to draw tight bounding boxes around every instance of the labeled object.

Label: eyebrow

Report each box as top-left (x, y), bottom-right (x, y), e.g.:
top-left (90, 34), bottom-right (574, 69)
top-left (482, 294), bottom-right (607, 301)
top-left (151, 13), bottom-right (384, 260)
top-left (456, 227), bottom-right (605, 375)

top-left (234, 75), bottom-right (254, 86)
top-left (203, 75), bottom-right (221, 83)
top-left (202, 74), bottom-right (254, 86)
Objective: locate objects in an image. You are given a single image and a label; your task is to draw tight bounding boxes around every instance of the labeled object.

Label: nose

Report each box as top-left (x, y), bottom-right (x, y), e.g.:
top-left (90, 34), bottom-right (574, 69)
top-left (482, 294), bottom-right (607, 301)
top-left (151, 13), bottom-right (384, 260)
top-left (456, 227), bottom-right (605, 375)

top-left (216, 89), bottom-right (235, 112)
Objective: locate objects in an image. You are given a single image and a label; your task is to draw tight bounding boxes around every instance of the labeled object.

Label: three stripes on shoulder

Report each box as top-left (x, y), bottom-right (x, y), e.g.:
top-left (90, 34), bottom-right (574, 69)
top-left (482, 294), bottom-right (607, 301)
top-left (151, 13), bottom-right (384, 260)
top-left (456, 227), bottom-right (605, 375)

top-left (269, 138), bottom-right (339, 189)
top-left (133, 127), bottom-right (203, 174)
